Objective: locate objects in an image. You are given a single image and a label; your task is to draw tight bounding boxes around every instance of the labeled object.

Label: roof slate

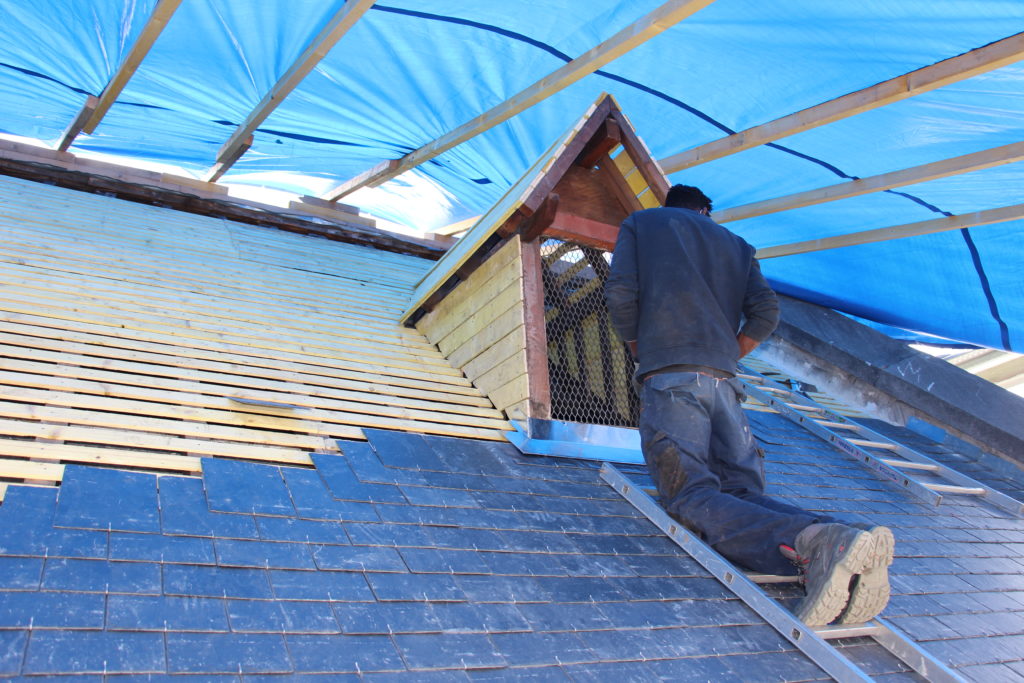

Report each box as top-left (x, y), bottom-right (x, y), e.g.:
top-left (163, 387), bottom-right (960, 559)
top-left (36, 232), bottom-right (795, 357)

top-left (1, 414), bottom-right (1022, 679)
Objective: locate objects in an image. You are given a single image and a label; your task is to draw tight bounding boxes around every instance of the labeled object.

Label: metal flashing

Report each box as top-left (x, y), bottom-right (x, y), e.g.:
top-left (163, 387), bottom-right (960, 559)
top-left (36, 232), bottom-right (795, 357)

top-left (505, 417), bottom-right (643, 464)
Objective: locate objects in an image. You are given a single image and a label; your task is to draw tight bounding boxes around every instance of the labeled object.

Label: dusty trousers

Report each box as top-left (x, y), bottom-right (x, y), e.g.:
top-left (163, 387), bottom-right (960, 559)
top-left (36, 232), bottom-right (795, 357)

top-left (639, 371), bottom-right (830, 575)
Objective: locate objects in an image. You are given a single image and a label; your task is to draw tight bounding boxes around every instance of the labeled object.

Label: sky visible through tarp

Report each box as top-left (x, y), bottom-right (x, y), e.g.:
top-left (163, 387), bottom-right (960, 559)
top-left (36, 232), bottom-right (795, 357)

top-left (0, 1), bottom-right (1022, 350)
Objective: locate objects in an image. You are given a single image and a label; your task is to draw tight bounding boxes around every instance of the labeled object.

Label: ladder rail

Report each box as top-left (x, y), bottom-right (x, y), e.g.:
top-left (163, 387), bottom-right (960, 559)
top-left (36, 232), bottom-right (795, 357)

top-left (601, 463), bottom-right (966, 683)
top-left (740, 365), bottom-right (1024, 517)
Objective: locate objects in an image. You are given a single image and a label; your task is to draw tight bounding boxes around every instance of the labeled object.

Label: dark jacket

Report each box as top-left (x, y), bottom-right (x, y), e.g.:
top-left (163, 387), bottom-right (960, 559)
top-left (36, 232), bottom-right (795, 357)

top-left (605, 206), bottom-right (779, 376)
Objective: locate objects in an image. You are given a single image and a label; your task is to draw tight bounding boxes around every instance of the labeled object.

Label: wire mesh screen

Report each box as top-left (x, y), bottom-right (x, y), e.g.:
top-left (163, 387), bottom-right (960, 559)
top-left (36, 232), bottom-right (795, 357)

top-left (540, 239), bottom-right (639, 427)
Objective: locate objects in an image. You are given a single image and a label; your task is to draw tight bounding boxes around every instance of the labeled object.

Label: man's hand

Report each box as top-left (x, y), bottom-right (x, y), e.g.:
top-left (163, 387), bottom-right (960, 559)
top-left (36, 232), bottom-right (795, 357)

top-left (737, 333), bottom-right (759, 359)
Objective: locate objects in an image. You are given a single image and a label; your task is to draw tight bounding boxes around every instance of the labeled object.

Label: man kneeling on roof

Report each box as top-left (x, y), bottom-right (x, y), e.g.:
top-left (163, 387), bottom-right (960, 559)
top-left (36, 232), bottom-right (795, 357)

top-left (605, 184), bottom-right (894, 626)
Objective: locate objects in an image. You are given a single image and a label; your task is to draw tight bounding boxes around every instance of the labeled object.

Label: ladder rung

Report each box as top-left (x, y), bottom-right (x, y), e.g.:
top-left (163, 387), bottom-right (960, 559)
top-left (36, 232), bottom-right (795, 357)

top-left (785, 403), bottom-right (823, 413)
top-left (848, 438), bottom-right (899, 450)
top-left (746, 573), bottom-right (802, 584)
top-left (924, 483), bottom-right (987, 496)
top-left (759, 385), bottom-right (789, 395)
top-left (881, 458), bottom-right (940, 472)
top-left (737, 373), bottom-right (762, 383)
top-left (814, 419), bottom-right (858, 430)
top-left (814, 622), bottom-right (885, 640)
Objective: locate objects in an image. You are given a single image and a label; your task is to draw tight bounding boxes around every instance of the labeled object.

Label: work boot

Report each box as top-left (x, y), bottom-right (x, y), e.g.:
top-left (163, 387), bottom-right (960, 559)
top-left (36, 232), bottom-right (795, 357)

top-left (837, 524), bottom-right (895, 624)
top-left (783, 523), bottom-right (876, 626)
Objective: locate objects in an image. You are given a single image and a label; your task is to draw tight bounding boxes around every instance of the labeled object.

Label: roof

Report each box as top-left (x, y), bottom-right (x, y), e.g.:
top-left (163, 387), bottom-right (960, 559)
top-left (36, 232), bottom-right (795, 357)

top-left (1, 417), bottom-right (1023, 678)
top-left (0, 1), bottom-right (1022, 349)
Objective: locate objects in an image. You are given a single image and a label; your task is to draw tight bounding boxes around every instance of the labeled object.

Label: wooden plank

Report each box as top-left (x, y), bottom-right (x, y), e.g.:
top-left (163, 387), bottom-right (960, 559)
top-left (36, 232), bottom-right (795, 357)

top-left (80, 0), bottom-right (185, 135)
top-left (0, 359), bottom-right (507, 432)
top-left (472, 350), bottom-right (529, 397)
top-left (321, 0), bottom-right (715, 201)
top-left (487, 373), bottom-right (531, 414)
top-left (659, 32), bottom-right (1024, 173)
top-left (419, 263), bottom-right (522, 347)
top-left (520, 238), bottom-right (552, 420)
top-left (716, 140), bottom-right (1024, 223)
top-left (757, 202), bottom-right (1024, 259)
top-left (0, 323), bottom-right (493, 408)
top-left (597, 153), bottom-right (644, 214)
top-left (0, 457), bottom-right (65, 482)
top-left (435, 279), bottom-right (525, 357)
top-left (461, 325), bottom-right (528, 383)
top-left (552, 166), bottom-right (628, 226)
top-left (611, 109), bottom-right (670, 204)
top-left (447, 304), bottom-right (526, 369)
top-left (0, 416), bottom-right (313, 464)
top-left (0, 440), bottom-right (200, 473)
top-left (545, 211), bottom-right (619, 251)
top-left (0, 314), bottom-right (488, 399)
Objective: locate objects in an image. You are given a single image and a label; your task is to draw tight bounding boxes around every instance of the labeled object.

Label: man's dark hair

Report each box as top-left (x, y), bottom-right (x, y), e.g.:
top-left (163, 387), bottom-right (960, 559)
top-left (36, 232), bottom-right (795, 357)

top-left (665, 184), bottom-right (712, 213)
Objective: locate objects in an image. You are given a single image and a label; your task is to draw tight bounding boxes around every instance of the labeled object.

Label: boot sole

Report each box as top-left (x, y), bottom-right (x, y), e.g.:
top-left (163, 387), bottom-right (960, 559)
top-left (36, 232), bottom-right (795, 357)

top-left (838, 526), bottom-right (895, 624)
top-left (794, 529), bottom-right (875, 626)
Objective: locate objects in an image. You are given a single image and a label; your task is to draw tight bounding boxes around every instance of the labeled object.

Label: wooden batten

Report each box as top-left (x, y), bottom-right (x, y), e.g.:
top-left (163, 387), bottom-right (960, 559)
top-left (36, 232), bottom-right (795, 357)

top-left (0, 174), bottom-right (509, 489)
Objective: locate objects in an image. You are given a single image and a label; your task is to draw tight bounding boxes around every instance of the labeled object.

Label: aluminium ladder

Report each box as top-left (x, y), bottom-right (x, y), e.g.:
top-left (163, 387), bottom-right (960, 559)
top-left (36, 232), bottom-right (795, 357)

top-left (601, 464), bottom-right (965, 683)
top-left (737, 364), bottom-right (1024, 518)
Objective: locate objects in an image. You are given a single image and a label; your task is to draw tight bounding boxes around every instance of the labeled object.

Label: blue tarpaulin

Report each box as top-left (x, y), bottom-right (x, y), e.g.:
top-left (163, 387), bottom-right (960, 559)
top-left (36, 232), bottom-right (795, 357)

top-left (0, 1), bottom-right (1021, 349)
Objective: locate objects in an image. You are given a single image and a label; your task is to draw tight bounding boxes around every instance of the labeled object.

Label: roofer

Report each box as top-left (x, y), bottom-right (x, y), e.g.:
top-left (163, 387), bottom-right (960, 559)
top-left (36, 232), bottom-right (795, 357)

top-left (605, 184), bottom-right (894, 626)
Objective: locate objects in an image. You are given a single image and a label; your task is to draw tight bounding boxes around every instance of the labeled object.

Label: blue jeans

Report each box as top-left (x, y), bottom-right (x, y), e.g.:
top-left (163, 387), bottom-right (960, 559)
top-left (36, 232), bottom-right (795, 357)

top-left (639, 371), bottom-right (830, 575)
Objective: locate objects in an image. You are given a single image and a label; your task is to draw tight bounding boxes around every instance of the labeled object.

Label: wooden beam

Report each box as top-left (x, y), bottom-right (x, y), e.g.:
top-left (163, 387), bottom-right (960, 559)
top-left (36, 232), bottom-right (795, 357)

top-left (80, 0), bottom-right (183, 137)
top-left (545, 211), bottom-right (619, 251)
top-left (322, 0), bottom-right (716, 201)
top-left (206, 0), bottom-right (376, 182)
top-left (659, 32), bottom-right (1024, 174)
top-left (520, 239), bottom-right (552, 420)
top-left (57, 96), bottom-right (98, 152)
top-left (717, 141), bottom-right (1024, 223)
top-left (575, 119), bottom-right (622, 168)
top-left (757, 202), bottom-right (1024, 259)
top-left (519, 193), bottom-right (560, 242)
top-left (612, 110), bottom-right (670, 204)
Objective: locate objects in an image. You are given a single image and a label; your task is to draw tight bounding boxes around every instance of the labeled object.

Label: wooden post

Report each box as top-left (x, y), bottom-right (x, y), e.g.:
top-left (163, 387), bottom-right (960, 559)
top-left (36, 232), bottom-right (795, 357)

top-left (520, 239), bottom-right (552, 420)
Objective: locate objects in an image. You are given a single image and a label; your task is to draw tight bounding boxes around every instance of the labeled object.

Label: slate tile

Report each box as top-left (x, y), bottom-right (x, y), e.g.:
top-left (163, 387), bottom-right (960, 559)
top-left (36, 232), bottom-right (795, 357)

top-left (0, 630), bottom-right (26, 676)
top-left (228, 599), bottom-right (339, 634)
top-left (492, 631), bottom-right (594, 666)
top-left (455, 574), bottom-right (549, 603)
top-left (560, 660), bottom-right (659, 682)
top-left (257, 517), bottom-right (348, 545)
top-left (363, 429), bottom-right (443, 470)
top-left (575, 628), bottom-right (678, 661)
top-left (366, 572), bottom-right (465, 602)
top-left (376, 672), bottom-right (472, 683)
top-left (203, 459), bottom-right (295, 516)
top-left (555, 553), bottom-right (636, 578)
top-left (311, 543), bottom-right (406, 572)
top-left (166, 633), bottom-right (290, 674)
top-left (312, 453), bottom-right (407, 503)
top-left (427, 526), bottom-right (507, 551)
top-left (936, 611), bottom-right (1024, 638)
top-left (24, 631), bottom-right (164, 674)
top-left (467, 666), bottom-right (567, 682)
top-left (334, 601), bottom-right (442, 635)
top-left (565, 533), bottom-right (645, 555)
top-left (160, 476), bottom-right (259, 539)
top-left (164, 564), bottom-right (272, 599)
top-left (106, 594), bottom-right (228, 632)
top-left (532, 576), bottom-right (627, 603)
top-left (478, 551), bottom-right (566, 577)
top-left (0, 591), bottom-right (104, 629)
top-left (400, 486), bottom-right (481, 508)
top-left (269, 569), bottom-right (373, 602)
top-left (720, 651), bottom-right (828, 682)
top-left (42, 558), bottom-right (160, 594)
top-left (0, 510), bottom-right (107, 560)
top-left (644, 656), bottom-right (743, 682)
top-left (109, 531), bottom-right (215, 564)
top-left (616, 552), bottom-right (704, 577)
top-left (55, 466), bottom-right (160, 533)
top-left (216, 539), bottom-right (315, 570)
top-left (344, 522), bottom-right (432, 547)
top-left (287, 634), bottom-right (404, 673)
top-left (393, 633), bottom-right (505, 670)
top-left (399, 547), bottom-right (491, 575)
top-left (0, 557), bottom-right (43, 590)
top-left (499, 530), bottom-right (580, 554)
top-left (473, 603), bottom-right (533, 633)
top-left (281, 467), bottom-right (380, 522)
top-left (613, 575), bottom-right (732, 601)
top-left (516, 603), bottom-right (613, 632)
top-left (245, 675), bottom-right (357, 683)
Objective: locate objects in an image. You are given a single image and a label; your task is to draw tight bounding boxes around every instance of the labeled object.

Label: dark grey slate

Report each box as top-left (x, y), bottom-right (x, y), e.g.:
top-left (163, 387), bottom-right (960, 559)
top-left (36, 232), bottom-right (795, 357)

top-left (0, 591), bottom-right (105, 629)
top-left (365, 571), bottom-right (465, 602)
top-left (333, 601), bottom-right (442, 635)
top-left (492, 631), bottom-right (594, 667)
top-left (393, 632), bottom-right (506, 670)
top-left (166, 633), bottom-right (290, 674)
top-left (311, 543), bottom-right (406, 572)
top-left (24, 631), bottom-right (165, 674)
top-left (163, 564), bottom-right (273, 600)
top-left (0, 630), bottom-right (26, 676)
top-left (106, 594), bottom-right (228, 632)
top-left (0, 557), bottom-right (42, 590)
top-left (41, 558), bottom-right (161, 594)
top-left (281, 467), bottom-right (380, 522)
top-left (215, 538), bottom-right (316, 570)
top-left (160, 475), bottom-right (259, 539)
top-left (55, 465), bottom-right (160, 533)
top-left (268, 569), bottom-right (373, 602)
top-left (109, 531), bottom-right (215, 564)
top-left (287, 634), bottom-right (404, 673)
top-left (256, 516), bottom-right (349, 544)
top-left (398, 547), bottom-right (491, 575)
top-left (312, 452), bottom-right (407, 503)
top-left (227, 599), bottom-right (339, 634)
top-left (202, 459), bottom-right (295, 516)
